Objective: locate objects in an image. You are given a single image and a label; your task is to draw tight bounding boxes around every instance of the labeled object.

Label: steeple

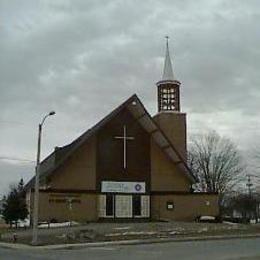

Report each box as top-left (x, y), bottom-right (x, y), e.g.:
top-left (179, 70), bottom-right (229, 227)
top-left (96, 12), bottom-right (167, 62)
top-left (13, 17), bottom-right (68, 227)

top-left (156, 36), bottom-right (181, 112)
top-left (162, 36), bottom-right (174, 81)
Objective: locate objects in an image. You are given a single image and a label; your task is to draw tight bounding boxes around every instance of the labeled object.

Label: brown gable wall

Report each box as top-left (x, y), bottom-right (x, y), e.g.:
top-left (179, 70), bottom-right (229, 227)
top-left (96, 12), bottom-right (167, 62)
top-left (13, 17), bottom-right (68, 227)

top-left (151, 139), bottom-right (191, 192)
top-left (96, 107), bottom-right (151, 191)
top-left (48, 136), bottom-right (96, 190)
top-left (153, 112), bottom-right (187, 161)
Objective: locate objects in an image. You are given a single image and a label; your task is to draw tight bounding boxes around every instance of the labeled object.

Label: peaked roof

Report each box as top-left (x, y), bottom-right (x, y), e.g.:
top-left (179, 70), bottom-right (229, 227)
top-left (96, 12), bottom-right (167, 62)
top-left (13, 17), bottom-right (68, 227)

top-left (162, 38), bottom-right (174, 81)
top-left (25, 95), bottom-right (196, 190)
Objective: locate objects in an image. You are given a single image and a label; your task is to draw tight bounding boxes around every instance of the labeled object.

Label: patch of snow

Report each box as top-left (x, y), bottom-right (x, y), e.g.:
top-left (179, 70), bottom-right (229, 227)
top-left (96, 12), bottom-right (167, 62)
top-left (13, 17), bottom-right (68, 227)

top-left (200, 216), bottom-right (215, 221)
top-left (38, 221), bottom-right (79, 228)
top-left (223, 221), bottom-right (238, 225)
top-left (169, 231), bottom-right (180, 235)
top-left (122, 231), bottom-right (157, 236)
top-left (56, 234), bottom-right (67, 239)
top-left (105, 233), bottom-right (122, 237)
top-left (105, 231), bottom-right (157, 237)
top-left (17, 219), bottom-right (30, 227)
top-left (114, 226), bottom-right (130, 230)
top-left (198, 227), bottom-right (208, 233)
top-left (227, 226), bottom-right (239, 230)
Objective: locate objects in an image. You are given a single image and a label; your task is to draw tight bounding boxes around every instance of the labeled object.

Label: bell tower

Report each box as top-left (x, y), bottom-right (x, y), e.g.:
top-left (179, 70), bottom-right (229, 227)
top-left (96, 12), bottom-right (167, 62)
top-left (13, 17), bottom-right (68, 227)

top-left (153, 37), bottom-right (187, 160)
top-left (156, 36), bottom-right (181, 112)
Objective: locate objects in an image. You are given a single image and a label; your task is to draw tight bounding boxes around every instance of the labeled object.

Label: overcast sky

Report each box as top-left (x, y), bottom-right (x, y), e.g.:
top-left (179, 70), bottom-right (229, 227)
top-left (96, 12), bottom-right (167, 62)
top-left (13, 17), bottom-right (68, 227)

top-left (0, 0), bottom-right (260, 196)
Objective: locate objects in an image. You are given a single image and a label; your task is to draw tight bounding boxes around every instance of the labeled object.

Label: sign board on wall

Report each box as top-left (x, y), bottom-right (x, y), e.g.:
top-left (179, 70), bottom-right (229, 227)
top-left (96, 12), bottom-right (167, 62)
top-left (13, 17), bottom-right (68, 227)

top-left (101, 181), bottom-right (146, 193)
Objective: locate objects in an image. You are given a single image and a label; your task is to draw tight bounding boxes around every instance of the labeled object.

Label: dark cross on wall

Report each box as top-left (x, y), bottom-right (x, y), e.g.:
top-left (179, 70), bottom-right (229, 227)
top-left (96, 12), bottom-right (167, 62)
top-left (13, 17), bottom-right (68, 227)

top-left (114, 125), bottom-right (134, 170)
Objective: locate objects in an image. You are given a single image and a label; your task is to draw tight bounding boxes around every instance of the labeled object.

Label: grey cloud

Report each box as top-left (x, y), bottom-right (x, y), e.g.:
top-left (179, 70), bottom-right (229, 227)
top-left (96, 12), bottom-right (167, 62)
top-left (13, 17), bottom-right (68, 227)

top-left (0, 0), bottom-right (260, 195)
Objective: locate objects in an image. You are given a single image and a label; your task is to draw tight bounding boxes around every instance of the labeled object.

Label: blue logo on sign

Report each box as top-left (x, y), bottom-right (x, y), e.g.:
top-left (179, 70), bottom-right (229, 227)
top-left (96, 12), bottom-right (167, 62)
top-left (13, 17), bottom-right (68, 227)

top-left (135, 184), bottom-right (142, 191)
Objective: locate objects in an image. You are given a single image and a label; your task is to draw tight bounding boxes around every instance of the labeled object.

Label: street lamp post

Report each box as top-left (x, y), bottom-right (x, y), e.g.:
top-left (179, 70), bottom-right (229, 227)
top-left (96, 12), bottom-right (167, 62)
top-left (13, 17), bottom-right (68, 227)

top-left (31, 111), bottom-right (55, 245)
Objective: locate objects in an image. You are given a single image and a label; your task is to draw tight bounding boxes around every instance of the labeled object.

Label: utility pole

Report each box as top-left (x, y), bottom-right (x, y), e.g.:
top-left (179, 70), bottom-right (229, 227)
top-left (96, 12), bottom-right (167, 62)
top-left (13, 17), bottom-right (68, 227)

top-left (246, 174), bottom-right (256, 222)
top-left (246, 174), bottom-right (253, 196)
top-left (31, 111), bottom-right (55, 245)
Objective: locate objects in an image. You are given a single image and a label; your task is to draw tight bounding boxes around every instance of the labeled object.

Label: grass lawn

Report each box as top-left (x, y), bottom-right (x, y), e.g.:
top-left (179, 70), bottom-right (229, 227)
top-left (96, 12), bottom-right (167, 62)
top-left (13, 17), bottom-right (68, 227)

top-left (1, 221), bottom-right (260, 245)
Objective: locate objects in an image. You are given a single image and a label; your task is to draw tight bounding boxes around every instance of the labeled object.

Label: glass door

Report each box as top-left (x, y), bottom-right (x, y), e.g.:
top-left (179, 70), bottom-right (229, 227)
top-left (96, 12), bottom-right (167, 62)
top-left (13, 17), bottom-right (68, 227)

top-left (115, 195), bottom-right (132, 218)
top-left (133, 195), bottom-right (141, 217)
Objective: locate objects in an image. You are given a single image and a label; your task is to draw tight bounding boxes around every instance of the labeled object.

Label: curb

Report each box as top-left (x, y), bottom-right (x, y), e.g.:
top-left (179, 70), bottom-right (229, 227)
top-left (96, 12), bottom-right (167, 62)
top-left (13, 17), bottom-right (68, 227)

top-left (1, 234), bottom-right (260, 250)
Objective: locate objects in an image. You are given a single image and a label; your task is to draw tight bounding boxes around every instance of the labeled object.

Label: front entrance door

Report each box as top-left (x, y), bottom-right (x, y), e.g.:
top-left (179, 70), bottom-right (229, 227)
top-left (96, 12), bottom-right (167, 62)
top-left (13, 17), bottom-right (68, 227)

top-left (98, 194), bottom-right (150, 218)
top-left (115, 195), bottom-right (132, 218)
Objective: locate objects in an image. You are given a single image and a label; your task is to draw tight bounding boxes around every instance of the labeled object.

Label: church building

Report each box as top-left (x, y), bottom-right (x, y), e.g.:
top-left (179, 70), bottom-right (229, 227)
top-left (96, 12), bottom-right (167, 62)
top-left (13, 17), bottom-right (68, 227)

top-left (25, 40), bottom-right (219, 222)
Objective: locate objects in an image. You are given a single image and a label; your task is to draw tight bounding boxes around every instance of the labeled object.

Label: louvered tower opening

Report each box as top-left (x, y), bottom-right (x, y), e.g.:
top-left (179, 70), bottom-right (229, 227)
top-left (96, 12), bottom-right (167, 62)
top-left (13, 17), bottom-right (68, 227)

top-left (158, 83), bottom-right (180, 112)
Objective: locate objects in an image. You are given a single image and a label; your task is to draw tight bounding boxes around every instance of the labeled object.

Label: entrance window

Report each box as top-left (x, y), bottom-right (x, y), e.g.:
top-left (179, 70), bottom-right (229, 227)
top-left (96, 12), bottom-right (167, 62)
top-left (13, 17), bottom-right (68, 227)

top-left (133, 195), bottom-right (141, 216)
top-left (106, 194), bottom-right (114, 216)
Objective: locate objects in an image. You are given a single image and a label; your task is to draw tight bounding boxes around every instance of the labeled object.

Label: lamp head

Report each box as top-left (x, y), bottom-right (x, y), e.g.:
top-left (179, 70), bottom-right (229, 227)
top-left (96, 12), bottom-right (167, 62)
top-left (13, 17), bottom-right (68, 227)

top-left (49, 111), bottom-right (56, 116)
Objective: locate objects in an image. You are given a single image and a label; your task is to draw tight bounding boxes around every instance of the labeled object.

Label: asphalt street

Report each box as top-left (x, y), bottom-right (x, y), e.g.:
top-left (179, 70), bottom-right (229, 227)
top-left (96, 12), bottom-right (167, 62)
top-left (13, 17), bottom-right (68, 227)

top-left (0, 238), bottom-right (260, 260)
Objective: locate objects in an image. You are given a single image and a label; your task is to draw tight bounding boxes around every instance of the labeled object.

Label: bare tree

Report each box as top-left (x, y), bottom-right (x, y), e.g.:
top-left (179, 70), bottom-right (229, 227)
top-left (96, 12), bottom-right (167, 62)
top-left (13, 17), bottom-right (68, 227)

top-left (188, 131), bottom-right (245, 203)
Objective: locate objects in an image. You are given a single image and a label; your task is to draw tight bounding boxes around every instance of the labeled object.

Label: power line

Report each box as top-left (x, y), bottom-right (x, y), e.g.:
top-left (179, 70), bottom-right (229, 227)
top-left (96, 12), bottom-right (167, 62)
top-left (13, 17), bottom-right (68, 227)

top-left (0, 120), bottom-right (26, 126)
top-left (0, 156), bottom-right (35, 163)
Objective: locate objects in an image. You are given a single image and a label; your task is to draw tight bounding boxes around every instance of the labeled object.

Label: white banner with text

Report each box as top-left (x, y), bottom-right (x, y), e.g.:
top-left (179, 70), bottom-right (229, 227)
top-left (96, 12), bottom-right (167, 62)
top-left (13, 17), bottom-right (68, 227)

top-left (101, 181), bottom-right (146, 193)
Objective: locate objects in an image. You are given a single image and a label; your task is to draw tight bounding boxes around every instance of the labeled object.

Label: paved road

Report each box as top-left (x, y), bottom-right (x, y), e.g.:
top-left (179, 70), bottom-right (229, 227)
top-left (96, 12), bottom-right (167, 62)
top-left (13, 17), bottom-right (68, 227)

top-left (0, 238), bottom-right (260, 260)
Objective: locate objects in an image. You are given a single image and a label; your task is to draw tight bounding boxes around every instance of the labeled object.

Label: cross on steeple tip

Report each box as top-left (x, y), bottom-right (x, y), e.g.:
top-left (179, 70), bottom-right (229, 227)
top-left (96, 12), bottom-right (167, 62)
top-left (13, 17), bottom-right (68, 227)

top-left (165, 35), bottom-right (169, 47)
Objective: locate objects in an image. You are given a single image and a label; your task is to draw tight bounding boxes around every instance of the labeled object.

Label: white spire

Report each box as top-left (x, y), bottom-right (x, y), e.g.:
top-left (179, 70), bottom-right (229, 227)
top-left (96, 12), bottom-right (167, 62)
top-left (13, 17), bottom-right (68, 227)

top-left (162, 36), bottom-right (174, 81)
